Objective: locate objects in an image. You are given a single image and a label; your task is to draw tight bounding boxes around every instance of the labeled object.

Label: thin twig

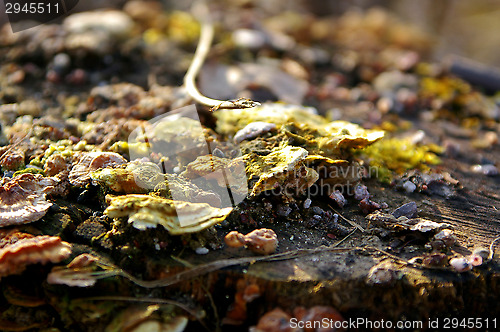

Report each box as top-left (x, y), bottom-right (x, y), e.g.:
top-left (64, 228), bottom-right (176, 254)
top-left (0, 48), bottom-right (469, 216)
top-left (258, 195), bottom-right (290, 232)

top-left (183, 1), bottom-right (260, 111)
top-left (74, 296), bottom-right (205, 321)
top-left (334, 227), bottom-right (358, 247)
top-left (488, 235), bottom-right (500, 261)
top-left (64, 241), bottom-right (467, 293)
top-left (328, 204), bottom-right (365, 232)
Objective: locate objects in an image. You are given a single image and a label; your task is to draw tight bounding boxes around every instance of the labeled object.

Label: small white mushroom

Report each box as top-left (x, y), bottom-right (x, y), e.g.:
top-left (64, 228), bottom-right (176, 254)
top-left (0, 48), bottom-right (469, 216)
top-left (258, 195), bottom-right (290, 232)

top-left (449, 257), bottom-right (472, 273)
top-left (466, 254), bottom-right (483, 267)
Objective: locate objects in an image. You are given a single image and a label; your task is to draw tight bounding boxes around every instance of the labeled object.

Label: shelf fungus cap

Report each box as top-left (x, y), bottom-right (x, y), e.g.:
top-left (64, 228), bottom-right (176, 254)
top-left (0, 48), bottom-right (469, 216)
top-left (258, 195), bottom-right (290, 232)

top-left (104, 194), bottom-right (233, 234)
top-left (0, 234), bottom-right (72, 279)
top-left (69, 152), bottom-right (127, 187)
top-left (0, 173), bottom-right (59, 227)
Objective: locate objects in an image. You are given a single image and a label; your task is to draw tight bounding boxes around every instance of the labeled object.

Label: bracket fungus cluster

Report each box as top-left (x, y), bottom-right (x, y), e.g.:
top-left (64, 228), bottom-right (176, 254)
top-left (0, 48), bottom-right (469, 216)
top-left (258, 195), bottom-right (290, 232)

top-left (0, 173), bottom-right (59, 226)
top-left (94, 103), bottom-right (384, 236)
top-left (0, 232), bottom-right (71, 279)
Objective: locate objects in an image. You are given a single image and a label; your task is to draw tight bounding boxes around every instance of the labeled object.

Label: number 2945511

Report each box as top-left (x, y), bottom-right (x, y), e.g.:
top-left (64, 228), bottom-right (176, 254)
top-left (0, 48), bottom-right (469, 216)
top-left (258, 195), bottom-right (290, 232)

top-left (5, 2), bottom-right (60, 15)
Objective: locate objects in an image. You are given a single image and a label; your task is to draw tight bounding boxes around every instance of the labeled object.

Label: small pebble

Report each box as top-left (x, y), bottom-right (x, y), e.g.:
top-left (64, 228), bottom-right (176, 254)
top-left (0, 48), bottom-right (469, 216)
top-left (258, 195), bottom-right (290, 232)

top-left (471, 164), bottom-right (498, 176)
top-left (277, 205), bottom-right (292, 217)
top-left (434, 229), bottom-right (456, 247)
top-left (467, 254), bottom-right (483, 267)
top-left (443, 139), bottom-right (461, 157)
top-left (195, 247), bottom-right (209, 255)
top-left (402, 180), bottom-right (416, 193)
top-left (303, 198), bottom-right (312, 209)
top-left (232, 29), bottom-right (266, 49)
top-left (311, 206), bottom-right (324, 215)
top-left (329, 190), bottom-right (347, 208)
top-left (233, 122), bottom-right (276, 144)
top-left (353, 184), bottom-right (370, 200)
top-left (366, 262), bottom-right (396, 285)
top-left (392, 201), bottom-right (417, 219)
top-left (53, 53), bottom-right (71, 73)
top-left (359, 198), bottom-right (384, 214)
top-left (66, 68), bottom-right (87, 85)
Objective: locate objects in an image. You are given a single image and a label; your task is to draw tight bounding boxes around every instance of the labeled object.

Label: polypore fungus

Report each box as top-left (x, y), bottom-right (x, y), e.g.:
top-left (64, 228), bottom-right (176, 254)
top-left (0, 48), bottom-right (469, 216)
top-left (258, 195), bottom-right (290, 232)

top-left (0, 234), bottom-right (71, 279)
top-left (0, 173), bottom-right (59, 227)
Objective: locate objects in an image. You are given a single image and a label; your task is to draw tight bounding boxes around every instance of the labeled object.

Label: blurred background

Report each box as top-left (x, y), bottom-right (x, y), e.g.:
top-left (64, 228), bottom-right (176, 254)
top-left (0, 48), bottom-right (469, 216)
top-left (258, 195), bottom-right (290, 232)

top-left (2, 0), bottom-right (499, 67)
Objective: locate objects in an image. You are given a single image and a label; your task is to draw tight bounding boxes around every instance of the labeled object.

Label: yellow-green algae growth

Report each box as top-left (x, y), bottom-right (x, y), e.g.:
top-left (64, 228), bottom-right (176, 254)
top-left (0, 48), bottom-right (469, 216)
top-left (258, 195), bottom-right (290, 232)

top-left (360, 137), bottom-right (443, 183)
top-left (100, 103), bottom-right (444, 233)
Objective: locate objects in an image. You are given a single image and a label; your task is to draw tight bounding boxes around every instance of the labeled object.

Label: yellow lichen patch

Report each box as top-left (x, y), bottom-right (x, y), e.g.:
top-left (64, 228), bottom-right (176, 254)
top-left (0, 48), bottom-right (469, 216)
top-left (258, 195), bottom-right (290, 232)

top-left (151, 117), bottom-right (203, 143)
top-left (166, 11), bottom-right (200, 44)
top-left (419, 76), bottom-right (471, 103)
top-left (303, 155), bottom-right (359, 194)
top-left (304, 155), bottom-right (349, 166)
top-left (245, 146), bottom-right (312, 196)
top-left (282, 121), bottom-right (384, 157)
top-left (214, 103), bottom-right (328, 136)
top-left (360, 137), bottom-right (442, 182)
top-left (138, 116), bottom-right (219, 167)
top-left (104, 194), bottom-right (232, 234)
top-left (319, 121), bottom-right (384, 149)
top-left (109, 141), bottom-right (151, 158)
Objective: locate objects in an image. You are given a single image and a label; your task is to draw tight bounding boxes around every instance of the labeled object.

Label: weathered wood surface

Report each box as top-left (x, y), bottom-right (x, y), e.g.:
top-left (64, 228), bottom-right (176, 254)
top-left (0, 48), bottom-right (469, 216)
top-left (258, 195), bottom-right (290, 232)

top-left (167, 115), bottom-right (500, 328)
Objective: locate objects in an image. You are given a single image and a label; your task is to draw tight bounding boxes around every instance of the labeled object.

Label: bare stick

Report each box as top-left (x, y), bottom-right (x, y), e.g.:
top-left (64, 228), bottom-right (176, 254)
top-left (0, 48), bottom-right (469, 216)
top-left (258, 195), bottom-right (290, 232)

top-left (488, 235), bottom-right (500, 261)
top-left (184, 1), bottom-right (260, 111)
